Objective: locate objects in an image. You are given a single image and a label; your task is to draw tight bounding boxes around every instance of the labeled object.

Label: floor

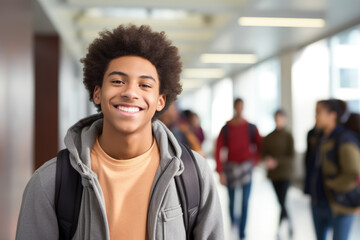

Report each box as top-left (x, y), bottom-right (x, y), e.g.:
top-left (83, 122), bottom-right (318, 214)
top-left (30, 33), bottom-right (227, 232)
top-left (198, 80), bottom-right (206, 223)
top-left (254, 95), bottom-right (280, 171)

top-left (213, 163), bottom-right (360, 240)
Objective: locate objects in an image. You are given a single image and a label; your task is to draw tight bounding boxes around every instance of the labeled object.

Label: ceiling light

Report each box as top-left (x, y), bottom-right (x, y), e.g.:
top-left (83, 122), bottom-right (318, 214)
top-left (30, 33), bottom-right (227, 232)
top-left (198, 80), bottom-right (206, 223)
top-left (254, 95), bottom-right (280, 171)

top-left (183, 68), bottom-right (225, 79)
top-left (85, 8), bottom-right (148, 19)
top-left (181, 79), bottom-right (206, 90)
top-left (238, 17), bottom-right (325, 28)
top-left (201, 54), bottom-right (257, 64)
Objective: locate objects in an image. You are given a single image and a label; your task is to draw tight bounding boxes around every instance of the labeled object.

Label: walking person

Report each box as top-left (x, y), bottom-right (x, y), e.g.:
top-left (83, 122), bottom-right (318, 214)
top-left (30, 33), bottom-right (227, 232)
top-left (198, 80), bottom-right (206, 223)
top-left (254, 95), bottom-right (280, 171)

top-left (309, 99), bottom-right (360, 240)
top-left (304, 101), bottom-right (322, 196)
top-left (183, 110), bottom-right (205, 144)
top-left (261, 110), bottom-right (295, 239)
top-left (16, 24), bottom-right (224, 240)
top-left (215, 98), bottom-right (262, 240)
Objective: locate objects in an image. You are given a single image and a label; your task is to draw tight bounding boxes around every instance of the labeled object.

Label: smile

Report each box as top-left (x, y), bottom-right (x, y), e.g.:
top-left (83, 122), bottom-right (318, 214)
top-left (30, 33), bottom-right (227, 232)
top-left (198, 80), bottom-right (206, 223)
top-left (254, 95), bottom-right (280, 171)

top-left (116, 105), bottom-right (141, 113)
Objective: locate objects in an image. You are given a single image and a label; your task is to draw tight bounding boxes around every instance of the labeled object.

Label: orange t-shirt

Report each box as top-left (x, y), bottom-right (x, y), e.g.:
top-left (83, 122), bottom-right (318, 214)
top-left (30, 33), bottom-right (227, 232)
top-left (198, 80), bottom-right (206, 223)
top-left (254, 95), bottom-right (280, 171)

top-left (91, 138), bottom-right (160, 240)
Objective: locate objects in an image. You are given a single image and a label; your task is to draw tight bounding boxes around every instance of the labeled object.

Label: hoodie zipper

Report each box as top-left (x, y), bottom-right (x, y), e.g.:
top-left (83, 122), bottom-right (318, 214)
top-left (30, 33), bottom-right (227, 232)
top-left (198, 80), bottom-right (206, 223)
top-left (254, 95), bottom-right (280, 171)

top-left (77, 160), bottom-right (110, 240)
top-left (89, 176), bottom-right (111, 240)
top-left (147, 156), bottom-right (182, 240)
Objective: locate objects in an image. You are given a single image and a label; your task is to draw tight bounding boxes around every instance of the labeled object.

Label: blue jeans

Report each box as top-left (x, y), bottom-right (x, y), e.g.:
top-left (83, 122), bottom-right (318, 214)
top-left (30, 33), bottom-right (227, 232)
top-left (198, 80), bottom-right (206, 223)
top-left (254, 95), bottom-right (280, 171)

top-left (227, 181), bottom-right (252, 239)
top-left (311, 204), bottom-right (355, 240)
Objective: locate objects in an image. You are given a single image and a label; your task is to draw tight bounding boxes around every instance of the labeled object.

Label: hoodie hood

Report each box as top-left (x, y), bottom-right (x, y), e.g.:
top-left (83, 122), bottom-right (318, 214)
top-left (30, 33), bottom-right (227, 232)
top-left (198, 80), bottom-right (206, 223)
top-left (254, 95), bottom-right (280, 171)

top-left (63, 113), bottom-right (184, 177)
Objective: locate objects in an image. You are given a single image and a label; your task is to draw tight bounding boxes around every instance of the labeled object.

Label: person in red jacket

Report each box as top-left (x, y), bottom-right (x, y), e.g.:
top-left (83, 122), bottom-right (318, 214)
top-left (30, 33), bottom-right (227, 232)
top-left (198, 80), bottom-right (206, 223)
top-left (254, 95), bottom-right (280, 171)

top-left (215, 98), bottom-right (262, 240)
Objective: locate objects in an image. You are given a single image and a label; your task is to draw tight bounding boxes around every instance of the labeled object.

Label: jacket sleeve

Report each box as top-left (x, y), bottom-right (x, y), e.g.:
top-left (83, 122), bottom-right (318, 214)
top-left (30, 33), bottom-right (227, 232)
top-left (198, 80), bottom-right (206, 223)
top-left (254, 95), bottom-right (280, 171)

top-left (16, 160), bottom-right (59, 239)
top-left (192, 152), bottom-right (224, 240)
top-left (304, 129), bottom-right (316, 194)
top-left (325, 142), bottom-right (360, 192)
top-left (215, 127), bottom-right (225, 173)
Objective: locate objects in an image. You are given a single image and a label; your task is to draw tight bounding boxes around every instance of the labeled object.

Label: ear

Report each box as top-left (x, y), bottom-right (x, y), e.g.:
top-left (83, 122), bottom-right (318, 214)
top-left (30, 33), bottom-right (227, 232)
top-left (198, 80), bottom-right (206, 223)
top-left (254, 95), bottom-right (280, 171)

top-left (156, 94), bottom-right (166, 111)
top-left (93, 85), bottom-right (101, 105)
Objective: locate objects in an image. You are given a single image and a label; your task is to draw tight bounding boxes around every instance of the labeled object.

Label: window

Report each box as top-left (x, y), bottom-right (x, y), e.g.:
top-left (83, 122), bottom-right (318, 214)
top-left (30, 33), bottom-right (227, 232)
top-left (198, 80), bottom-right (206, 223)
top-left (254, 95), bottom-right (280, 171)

top-left (330, 25), bottom-right (360, 113)
top-left (292, 40), bottom-right (330, 152)
top-left (339, 69), bottom-right (358, 88)
top-left (234, 59), bottom-right (280, 136)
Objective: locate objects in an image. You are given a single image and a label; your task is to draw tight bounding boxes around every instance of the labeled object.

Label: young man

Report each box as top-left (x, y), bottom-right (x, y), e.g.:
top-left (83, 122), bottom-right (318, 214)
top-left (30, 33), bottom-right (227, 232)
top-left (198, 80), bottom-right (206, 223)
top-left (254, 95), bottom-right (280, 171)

top-left (16, 25), bottom-right (224, 240)
top-left (215, 98), bottom-right (262, 240)
top-left (261, 110), bottom-right (295, 238)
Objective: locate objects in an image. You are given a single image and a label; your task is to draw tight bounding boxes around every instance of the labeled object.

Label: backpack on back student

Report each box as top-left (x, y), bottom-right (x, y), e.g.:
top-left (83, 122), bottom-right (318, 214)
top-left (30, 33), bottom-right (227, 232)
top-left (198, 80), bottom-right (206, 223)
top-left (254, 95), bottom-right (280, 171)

top-left (331, 112), bottom-right (360, 208)
top-left (54, 143), bottom-right (201, 240)
top-left (221, 122), bottom-right (257, 187)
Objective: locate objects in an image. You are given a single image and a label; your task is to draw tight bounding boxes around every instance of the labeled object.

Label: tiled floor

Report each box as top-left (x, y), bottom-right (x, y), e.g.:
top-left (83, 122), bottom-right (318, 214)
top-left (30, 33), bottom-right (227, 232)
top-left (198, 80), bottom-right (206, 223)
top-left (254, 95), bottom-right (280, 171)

top-left (213, 163), bottom-right (360, 240)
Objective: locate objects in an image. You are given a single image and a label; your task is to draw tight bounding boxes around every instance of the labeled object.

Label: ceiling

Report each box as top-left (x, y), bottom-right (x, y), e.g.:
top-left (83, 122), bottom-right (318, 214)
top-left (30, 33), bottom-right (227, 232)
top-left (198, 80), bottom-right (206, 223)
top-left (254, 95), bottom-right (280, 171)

top-left (34, 0), bottom-right (360, 93)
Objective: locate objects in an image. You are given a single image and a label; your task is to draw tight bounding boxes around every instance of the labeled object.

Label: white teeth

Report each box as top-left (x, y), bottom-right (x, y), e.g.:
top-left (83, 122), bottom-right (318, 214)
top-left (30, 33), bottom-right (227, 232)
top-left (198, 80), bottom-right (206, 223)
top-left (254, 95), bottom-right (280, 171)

top-left (117, 106), bottom-right (140, 113)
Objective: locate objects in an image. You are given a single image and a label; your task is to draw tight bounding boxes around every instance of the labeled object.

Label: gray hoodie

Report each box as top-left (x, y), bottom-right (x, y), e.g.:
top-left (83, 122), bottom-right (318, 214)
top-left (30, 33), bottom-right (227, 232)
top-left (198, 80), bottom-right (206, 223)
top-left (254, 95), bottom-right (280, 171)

top-left (16, 114), bottom-right (224, 240)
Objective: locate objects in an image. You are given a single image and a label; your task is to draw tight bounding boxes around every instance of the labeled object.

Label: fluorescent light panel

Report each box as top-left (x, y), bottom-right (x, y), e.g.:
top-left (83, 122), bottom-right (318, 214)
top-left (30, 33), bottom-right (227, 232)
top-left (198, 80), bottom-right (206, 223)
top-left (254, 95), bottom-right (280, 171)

top-left (201, 54), bottom-right (257, 64)
top-left (183, 68), bottom-right (225, 79)
top-left (181, 79), bottom-right (206, 89)
top-left (238, 17), bottom-right (325, 28)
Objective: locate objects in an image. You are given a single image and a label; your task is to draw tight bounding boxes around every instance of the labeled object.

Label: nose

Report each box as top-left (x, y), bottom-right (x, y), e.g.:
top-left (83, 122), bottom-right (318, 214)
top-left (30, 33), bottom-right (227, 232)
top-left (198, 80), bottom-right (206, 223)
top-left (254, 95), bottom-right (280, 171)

top-left (120, 81), bottom-right (139, 100)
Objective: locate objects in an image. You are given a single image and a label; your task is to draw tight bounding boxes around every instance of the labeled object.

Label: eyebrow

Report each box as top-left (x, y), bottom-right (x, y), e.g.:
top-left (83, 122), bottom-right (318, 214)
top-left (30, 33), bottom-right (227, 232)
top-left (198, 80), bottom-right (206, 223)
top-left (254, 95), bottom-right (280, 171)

top-left (108, 71), bottom-right (157, 82)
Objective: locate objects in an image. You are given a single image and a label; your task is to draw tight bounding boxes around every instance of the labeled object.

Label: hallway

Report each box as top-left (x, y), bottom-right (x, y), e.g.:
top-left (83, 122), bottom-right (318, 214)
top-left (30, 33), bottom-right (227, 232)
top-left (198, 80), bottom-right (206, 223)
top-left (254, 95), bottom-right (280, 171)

top-left (213, 162), bottom-right (360, 240)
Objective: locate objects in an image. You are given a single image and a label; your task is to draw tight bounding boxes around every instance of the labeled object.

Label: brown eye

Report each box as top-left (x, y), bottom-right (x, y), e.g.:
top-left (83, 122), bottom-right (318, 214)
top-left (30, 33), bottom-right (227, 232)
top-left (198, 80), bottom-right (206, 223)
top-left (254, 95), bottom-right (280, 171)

top-left (140, 84), bottom-right (151, 88)
top-left (111, 80), bottom-right (124, 85)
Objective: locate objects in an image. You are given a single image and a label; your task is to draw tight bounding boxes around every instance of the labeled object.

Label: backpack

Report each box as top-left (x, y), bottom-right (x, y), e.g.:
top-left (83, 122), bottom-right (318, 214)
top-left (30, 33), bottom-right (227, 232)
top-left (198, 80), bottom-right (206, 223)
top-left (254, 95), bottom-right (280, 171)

top-left (331, 114), bottom-right (360, 208)
top-left (54, 143), bottom-right (201, 240)
top-left (221, 122), bottom-right (256, 146)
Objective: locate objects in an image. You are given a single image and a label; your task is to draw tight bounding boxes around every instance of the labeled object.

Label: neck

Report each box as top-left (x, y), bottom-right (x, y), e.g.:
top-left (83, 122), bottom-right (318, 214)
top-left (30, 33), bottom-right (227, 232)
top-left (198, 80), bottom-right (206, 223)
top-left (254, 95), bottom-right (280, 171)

top-left (323, 123), bottom-right (336, 137)
top-left (231, 115), bottom-right (244, 124)
top-left (99, 122), bottom-right (154, 160)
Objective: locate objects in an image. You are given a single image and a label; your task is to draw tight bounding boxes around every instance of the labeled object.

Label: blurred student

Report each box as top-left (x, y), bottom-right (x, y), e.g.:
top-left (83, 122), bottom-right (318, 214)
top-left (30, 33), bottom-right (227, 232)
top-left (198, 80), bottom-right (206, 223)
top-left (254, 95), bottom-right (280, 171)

top-left (215, 98), bottom-right (262, 240)
top-left (159, 103), bottom-right (204, 156)
top-left (183, 110), bottom-right (205, 144)
top-left (261, 110), bottom-right (295, 238)
top-left (158, 102), bottom-right (190, 147)
top-left (309, 99), bottom-right (360, 240)
top-left (304, 101), bottom-right (322, 196)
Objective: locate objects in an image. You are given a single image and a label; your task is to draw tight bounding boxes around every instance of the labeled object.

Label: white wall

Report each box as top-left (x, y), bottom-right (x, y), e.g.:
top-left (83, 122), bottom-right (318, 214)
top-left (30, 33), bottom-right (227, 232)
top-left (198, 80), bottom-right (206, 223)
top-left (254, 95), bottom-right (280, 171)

top-left (234, 59), bottom-right (281, 136)
top-left (292, 39), bottom-right (330, 152)
top-left (58, 43), bottom-right (93, 149)
top-left (210, 78), bottom-right (233, 139)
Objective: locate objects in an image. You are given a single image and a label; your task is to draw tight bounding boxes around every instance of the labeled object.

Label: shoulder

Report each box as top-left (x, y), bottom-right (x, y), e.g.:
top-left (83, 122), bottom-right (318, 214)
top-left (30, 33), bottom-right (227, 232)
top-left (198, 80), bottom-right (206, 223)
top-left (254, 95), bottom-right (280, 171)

top-left (27, 158), bottom-right (57, 203)
top-left (190, 150), bottom-right (214, 183)
top-left (284, 129), bottom-right (294, 138)
top-left (338, 128), bottom-right (360, 147)
top-left (35, 157), bottom-right (57, 182)
top-left (245, 120), bottom-right (255, 127)
top-left (263, 131), bottom-right (274, 140)
top-left (247, 122), bottom-right (260, 134)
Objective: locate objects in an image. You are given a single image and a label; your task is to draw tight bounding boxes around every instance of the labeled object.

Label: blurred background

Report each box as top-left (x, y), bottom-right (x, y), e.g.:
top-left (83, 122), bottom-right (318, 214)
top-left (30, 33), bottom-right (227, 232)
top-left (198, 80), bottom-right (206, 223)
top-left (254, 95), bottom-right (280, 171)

top-left (1, 0), bottom-right (360, 239)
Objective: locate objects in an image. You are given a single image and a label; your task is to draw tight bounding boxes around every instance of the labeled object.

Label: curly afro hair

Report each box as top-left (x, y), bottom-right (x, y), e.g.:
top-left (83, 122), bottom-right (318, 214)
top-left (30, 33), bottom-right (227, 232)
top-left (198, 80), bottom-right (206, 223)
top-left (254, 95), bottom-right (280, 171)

top-left (81, 24), bottom-right (183, 118)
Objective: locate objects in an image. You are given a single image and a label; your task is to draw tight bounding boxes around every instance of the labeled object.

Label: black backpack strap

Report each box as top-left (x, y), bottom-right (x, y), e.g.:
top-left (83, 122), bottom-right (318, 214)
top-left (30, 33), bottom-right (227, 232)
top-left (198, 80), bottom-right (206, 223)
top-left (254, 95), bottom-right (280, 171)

top-left (248, 123), bottom-right (256, 144)
top-left (223, 123), bottom-right (255, 145)
top-left (175, 143), bottom-right (201, 240)
top-left (55, 149), bottom-right (83, 240)
top-left (221, 124), bottom-right (229, 146)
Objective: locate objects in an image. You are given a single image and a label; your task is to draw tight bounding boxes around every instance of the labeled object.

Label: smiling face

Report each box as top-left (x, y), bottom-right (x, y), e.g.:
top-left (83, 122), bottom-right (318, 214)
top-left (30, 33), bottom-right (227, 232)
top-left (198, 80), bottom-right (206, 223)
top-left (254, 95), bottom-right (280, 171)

top-left (93, 56), bottom-right (166, 136)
